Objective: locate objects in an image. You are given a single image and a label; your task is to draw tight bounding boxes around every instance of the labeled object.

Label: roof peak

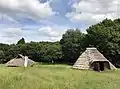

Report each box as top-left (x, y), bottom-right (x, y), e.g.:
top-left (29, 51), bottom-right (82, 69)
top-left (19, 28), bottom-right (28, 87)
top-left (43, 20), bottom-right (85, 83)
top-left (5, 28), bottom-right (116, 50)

top-left (86, 47), bottom-right (97, 50)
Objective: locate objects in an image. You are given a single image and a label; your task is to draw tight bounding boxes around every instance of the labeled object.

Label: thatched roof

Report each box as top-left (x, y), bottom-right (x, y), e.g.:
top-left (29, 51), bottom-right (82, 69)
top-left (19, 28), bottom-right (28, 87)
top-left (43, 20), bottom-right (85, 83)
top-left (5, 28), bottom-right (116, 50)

top-left (73, 47), bottom-right (116, 70)
top-left (6, 54), bottom-right (34, 67)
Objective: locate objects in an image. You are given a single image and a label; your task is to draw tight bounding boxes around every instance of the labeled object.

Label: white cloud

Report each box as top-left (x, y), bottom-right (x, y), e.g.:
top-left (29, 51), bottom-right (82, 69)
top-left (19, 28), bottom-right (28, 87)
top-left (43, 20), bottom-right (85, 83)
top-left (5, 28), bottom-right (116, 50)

top-left (0, 27), bottom-right (23, 44)
top-left (66, 0), bottom-right (120, 26)
top-left (38, 26), bottom-right (67, 41)
top-left (0, 0), bottom-right (54, 19)
top-left (2, 28), bottom-right (22, 38)
top-left (0, 14), bottom-right (18, 24)
top-left (0, 23), bottom-right (69, 44)
top-left (38, 26), bottom-right (60, 37)
top-left (0, 0), bottom-right (57, 44)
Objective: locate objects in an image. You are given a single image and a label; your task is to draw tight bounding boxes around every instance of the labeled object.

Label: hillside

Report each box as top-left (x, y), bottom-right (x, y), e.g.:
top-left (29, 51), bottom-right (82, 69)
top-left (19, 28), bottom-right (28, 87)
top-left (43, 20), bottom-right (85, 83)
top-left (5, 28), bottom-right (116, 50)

top-left (0, 64), bottom-right (120, 89)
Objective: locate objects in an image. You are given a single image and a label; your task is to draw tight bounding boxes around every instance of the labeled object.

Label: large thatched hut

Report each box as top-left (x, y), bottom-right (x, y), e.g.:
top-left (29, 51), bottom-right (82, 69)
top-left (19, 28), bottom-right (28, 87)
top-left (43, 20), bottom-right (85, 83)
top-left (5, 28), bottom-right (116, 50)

top-left (73, 47), bottom-right (116, 71)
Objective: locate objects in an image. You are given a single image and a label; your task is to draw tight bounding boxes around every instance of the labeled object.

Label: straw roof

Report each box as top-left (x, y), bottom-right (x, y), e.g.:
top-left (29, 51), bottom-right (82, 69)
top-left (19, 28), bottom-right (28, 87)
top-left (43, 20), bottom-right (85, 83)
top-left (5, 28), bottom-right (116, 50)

top-left (6, 54), bottom-right (34, 67)
top-left (73, 47), bottom-right (116, 70)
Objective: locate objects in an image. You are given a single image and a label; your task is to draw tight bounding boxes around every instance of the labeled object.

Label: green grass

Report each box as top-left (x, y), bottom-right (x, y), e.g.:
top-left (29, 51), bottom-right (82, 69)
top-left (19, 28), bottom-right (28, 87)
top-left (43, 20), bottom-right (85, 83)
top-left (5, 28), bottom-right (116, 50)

top-left (0, 64), bottom-right (120, 89)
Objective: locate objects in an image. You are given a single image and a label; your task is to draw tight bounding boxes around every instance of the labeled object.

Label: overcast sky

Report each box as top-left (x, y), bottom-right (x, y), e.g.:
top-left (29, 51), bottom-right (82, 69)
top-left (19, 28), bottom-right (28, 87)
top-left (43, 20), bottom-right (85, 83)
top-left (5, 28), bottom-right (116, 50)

top-left (0, 0), bottom-right (120, 44)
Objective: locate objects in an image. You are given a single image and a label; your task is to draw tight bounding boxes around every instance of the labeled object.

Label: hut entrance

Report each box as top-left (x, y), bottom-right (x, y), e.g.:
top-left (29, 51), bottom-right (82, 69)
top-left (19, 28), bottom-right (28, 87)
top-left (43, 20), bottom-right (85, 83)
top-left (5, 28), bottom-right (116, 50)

top-left (99, 62), bottom-right (104, 71)
top-left (92, 61), bottom-right (110, 71)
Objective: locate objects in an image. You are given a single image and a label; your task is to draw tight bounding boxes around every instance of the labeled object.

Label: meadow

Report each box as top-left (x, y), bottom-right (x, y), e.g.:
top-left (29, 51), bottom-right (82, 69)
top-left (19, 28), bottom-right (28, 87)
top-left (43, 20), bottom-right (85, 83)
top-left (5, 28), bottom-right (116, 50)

top-left (0, 64), bottom-right (120, 89)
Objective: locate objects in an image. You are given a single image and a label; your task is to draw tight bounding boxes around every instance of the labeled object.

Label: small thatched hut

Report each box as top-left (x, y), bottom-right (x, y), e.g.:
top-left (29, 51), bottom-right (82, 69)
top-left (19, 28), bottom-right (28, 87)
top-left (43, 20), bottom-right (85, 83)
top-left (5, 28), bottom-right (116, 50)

top-left (6, 54), bottom-right (34, 67)
top-left (73, 47), bottom-right (116, 71)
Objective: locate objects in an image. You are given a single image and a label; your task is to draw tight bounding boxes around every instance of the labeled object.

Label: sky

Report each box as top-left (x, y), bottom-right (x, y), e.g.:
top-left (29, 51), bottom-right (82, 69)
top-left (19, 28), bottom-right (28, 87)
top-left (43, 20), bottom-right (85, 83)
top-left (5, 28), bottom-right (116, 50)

top-left (0, 0), bottom-right (120, 44)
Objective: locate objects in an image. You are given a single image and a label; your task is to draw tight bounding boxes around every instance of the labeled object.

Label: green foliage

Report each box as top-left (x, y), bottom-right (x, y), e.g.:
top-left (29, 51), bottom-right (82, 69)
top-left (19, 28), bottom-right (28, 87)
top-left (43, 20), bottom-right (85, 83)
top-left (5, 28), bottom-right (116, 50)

top-left (0, 18), bottom-right (120, 66)
top-left (86, 18), bottom-right (120, 67)
top-left (0, 41), bottom-right (63, 63)
top-left (39, 42), bottom-right (63, 63)
top-left (0, 64), bottom-right (120, 89)
top-left (60, 29), bottom-right (85, 64)
top-left (0, 43), bottom-right (10, 63)
top-left (17, 38), bottom-right (25, 44)
top-left (0, 50), bottom-right (5, 63)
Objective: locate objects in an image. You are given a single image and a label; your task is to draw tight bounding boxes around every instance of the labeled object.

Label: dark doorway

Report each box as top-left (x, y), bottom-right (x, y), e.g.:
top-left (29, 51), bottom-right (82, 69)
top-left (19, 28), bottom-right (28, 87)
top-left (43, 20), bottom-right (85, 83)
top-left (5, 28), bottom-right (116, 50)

top-left (93, 62), bottom-right (100, 71)
top-left (92, 61), bottom-right (110, 71)
top-left (99, 62), bottom-right (104, 71)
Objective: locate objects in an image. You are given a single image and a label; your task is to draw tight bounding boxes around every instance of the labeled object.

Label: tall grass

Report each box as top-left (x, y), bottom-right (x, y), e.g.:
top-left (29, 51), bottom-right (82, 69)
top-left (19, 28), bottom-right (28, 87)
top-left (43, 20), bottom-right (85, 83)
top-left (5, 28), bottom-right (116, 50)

top-left (0, 64), bottom-right (120, 89)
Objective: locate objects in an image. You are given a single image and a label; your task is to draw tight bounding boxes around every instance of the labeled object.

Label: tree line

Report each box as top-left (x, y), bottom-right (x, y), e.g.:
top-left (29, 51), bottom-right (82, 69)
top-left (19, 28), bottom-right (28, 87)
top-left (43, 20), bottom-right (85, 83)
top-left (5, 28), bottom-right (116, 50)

top-left (0, 18), bottom-right (120, 67)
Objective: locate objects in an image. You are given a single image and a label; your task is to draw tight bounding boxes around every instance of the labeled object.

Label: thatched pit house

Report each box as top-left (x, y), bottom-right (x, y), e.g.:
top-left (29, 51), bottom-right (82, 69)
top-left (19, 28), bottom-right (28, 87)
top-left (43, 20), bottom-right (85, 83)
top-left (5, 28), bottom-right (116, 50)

top-left (6, 54), bottom-right (34, 67)
top-left (73, 47), bottom-right (116, 71)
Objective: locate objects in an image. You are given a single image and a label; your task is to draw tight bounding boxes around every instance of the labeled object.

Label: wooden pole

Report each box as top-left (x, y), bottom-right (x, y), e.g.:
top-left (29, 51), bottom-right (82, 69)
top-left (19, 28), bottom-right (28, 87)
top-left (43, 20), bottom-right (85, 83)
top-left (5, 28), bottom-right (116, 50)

top-left (24, 56), bottom-right (28, 67)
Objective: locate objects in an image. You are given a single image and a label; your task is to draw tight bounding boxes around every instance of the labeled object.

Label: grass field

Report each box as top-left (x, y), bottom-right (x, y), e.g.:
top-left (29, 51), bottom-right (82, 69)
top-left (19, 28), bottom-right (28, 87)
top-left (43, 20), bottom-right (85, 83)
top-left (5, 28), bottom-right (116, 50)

top-left (0, 64), bottom-right (120, 89)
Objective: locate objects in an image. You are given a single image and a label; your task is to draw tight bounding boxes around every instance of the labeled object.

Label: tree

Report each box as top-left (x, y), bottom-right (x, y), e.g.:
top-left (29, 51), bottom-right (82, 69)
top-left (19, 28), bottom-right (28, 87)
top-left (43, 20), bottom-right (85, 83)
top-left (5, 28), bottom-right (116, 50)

top-left (86, 18), bottom-right (120, 67)
top-left (17, 38), bottom-right (25, 44)
top-left (0, 43), bottom-right (10, 63)
top-left (0, 50), bottom-right (5, 63)
top-left (39, 42), bottom-right (63, 63)
top-left (60, 28), bottom-right (85, 64)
